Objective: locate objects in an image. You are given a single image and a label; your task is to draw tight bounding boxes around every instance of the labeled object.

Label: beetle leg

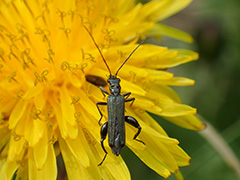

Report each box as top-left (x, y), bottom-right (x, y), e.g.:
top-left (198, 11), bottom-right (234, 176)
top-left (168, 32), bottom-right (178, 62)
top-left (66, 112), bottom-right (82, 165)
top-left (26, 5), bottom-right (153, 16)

top-left (125, 97), bottom-right (135, 106)
top-left (96, 102), bottom-right (107, 125)
top-left (123, 92), bottom-right (131, 99)
top-left (99, 86), bottom-right (109, 98)
top-left (98, 122), bottom-right (108, 166)
top-left (125, 116), bottom-right (145, 145)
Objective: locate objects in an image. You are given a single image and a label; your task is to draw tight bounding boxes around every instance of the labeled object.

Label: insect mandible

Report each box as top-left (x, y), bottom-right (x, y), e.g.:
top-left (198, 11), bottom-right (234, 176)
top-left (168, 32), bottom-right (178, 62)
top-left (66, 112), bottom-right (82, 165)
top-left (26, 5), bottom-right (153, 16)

top-left (84, 26), bottom-right (145, 166)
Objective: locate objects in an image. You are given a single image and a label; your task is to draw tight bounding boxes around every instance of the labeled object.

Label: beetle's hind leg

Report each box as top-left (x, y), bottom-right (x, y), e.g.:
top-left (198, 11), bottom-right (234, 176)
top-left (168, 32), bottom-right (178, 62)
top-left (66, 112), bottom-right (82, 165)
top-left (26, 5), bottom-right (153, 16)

top-left (125, 116), bottom-right (145, 145)
top-left (98, 122), bottom-right (108, 166)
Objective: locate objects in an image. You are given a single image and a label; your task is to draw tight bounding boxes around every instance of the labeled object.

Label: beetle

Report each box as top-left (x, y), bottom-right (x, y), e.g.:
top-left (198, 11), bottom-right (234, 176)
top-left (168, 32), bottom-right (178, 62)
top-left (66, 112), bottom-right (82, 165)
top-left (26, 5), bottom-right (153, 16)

top-left (84, 26), bottom-right (145, 166)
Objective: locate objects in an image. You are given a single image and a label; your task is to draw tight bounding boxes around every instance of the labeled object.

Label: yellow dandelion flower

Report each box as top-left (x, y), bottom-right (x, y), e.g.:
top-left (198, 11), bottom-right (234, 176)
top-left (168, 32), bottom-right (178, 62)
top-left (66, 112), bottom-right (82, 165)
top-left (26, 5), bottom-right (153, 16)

top-left (0, 0), bottom-right (204, 179)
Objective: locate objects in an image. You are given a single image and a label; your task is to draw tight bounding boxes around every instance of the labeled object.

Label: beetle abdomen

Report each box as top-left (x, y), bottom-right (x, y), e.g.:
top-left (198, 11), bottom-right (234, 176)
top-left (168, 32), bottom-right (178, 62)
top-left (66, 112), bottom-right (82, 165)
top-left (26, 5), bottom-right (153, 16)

top-left (107, 95), bottom-right (125, 155)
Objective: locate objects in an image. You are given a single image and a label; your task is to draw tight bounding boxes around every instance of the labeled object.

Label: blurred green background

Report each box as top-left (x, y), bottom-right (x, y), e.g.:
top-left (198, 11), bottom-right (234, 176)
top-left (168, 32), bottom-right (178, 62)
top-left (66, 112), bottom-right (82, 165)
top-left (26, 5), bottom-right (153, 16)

top-left (122, 0), bottom-right (240, 179)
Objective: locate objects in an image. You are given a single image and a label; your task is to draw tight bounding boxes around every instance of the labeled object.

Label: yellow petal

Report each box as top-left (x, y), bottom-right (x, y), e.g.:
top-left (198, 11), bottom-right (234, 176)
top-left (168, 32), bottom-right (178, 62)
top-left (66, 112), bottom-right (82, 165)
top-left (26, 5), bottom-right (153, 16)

top-left (158, 102), bottom-right (196, 117)
top-left (14, 106), bottom-right (31, 136)
top-left (34, 92), bottom-right (46, 110)
top-left (101, 155), bottom-right (131, 180)
top-left (0, 159), bottom-right (18, 180)
top-left (137, 48), bottom-right (198, 69)
top-left (164, 114), bottom-right (205, 130)
top-left (136, 111), bottom-right (168, 136)
top-left (126, 110), bottom-right (179, 145)
top-left (23, 86), bottom-right (43, 100)
top-left (8, 136), bottom-right (25, 161)
top-left (107, 44), bottom-right (168, 68)
top-left (50, 93), bottom-right (78, 139)
top-left (28, 145), bottom-right (57, 180)
top-left (127, 122), bottom-right (184, 176)
top-left (121, 79), bottom-right (146, 96)
top-left (59, 136), bottom-right (101, 180)
top-left (65, 135), bottom-right (90, 167)
top-left (166, 145), bottom-right (190, 166)
top-left (154, 77), bottom-right (195, 86)
top-left (60, 86), bottom-right (76, 126)
top-left (151, 0), bottom-right (192, 21)
top-left (92, 140), bottom-right (131, 180)
top-left (148, 23), bottom-right (193, 43)
top-left (141, 0), bottom-right (169, 21)
top-left (25, 119), bottom-right (46, 146)
top-left (128, 141), bottom-right (171, 178)
top-left (77, 89), bottom-right (100, 120)
top-left (146, 84), bottom-right (182, 103)
top-left (0, 128), bottom-right (10, 152)
top-left (119, 64), bottom-right (173, 81)
top-left (130, 95), bottom-right (162, 114)
top-left (33, 129), bottom-right (48, 169)
top-left (8, 100), bottom-right (28, 129)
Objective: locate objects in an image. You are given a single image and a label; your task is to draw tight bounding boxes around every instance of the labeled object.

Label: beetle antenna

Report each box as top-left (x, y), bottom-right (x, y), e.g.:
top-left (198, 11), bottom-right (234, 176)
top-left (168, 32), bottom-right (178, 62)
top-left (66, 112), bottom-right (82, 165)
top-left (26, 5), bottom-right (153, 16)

top-left (83, 26), bottom-right (112, 75)
top-left (115, 39), bottom-right (146, 76)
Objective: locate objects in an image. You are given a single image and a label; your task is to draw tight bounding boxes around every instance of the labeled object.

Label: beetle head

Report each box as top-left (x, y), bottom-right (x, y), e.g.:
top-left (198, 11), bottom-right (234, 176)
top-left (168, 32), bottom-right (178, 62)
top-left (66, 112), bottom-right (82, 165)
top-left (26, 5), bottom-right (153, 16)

top-left (108, 76), bottom-right (121, 95)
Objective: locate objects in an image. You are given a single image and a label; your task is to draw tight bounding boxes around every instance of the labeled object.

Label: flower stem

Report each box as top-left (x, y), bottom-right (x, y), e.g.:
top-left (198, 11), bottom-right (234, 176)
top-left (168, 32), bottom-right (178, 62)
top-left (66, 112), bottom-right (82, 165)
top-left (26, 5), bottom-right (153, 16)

top-left (198, 115), bottom-right (240, 178)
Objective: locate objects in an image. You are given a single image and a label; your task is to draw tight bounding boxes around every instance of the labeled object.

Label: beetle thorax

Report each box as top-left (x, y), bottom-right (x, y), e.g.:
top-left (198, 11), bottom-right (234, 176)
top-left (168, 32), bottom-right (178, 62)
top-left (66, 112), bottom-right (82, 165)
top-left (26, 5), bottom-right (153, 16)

top-left (108, 76), bottom-right (121, 95)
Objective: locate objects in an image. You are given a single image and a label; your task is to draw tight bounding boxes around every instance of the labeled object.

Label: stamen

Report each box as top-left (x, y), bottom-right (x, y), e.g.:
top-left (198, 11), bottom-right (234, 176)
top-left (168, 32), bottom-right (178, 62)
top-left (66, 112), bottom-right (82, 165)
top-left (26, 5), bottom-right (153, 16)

top-left (6, 33), bottom-right (16, 43)
top-left (59, 26), bottom-right (71, 38)
top-left (15, 89), bottom-right (24, 101)
top-left (22, 141), bottom-right (29, 150)
top-left (71, 96), bottom-right (80, 104)
top-left (44, 48), bottom-right (55, 63)
top-left (16, 159), bottom-right (26, 167)
top-left (44, 109), bottom-right (53, 120)
top-left (67, 9), bottom-right (78, 20)
top-left (35, 27), bottom-right (51, 47)
top-left (129, 71), bottom-right (137, 82)
top-left (56, 9), bottom-right (66, 24)
top-left (33, 70), bottom-right (49, 86)
top-left (74, 112), bottom-right (81, 124)
top-left (22, 0), bottom-right (35, 18)
top-left (60, 61), bottom-right (70, 71)
top-left (35, 9), bottom-right (48, 25)
top-left (41, 70), bottom-right (49, 82)
top-left (102, 28), bottom-right (118, 43)
top-left (8, 44), bottom-right (19, 60)
top-left (141, 82), bottom-right (151, 93)
top-left (102, 13), bottom-right (118, 26)
top-left (15, 24), bottom-right (29, 43)
top-left (0, 48), bottom-right (4, 61)
top-left (8, 71), bottom-right (17, 83)
top-left (81, 48), bottom-right (95, 62)
top-left (48, 137), bottom-right (57, 145)
top-left (136, 108), bottom-right (145, 114)
top-left (97, 43), bottom-right (110, 49)
top-left (47, 121), bottom-right (53, 131)
top-left (0, 121), bottom-right (8, 129)
top-left (11, 131), bottom-right (21, 141)
top-left (82, 127), bottom-right (96, 145)
top-left (117, 50), bottom-right (127, 59)
top-left (61, 61), bottom-right (88, 74)
top-left (30, 107), bottom-right (41, 120)
top-left (21, 48), bottom-right (34, 69)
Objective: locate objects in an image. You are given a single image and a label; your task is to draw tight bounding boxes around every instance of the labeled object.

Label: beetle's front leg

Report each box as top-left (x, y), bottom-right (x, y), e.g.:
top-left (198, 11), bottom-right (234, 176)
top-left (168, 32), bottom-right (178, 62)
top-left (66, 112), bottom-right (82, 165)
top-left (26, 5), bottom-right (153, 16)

top-left (98, 122), bottom-right (108, 166)
top-left (99, 86), bottom-right (109, 98)
top-left (125, 116), bottom-right (145, 145)
top-left (96, 102), bottom-right (107, 125)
